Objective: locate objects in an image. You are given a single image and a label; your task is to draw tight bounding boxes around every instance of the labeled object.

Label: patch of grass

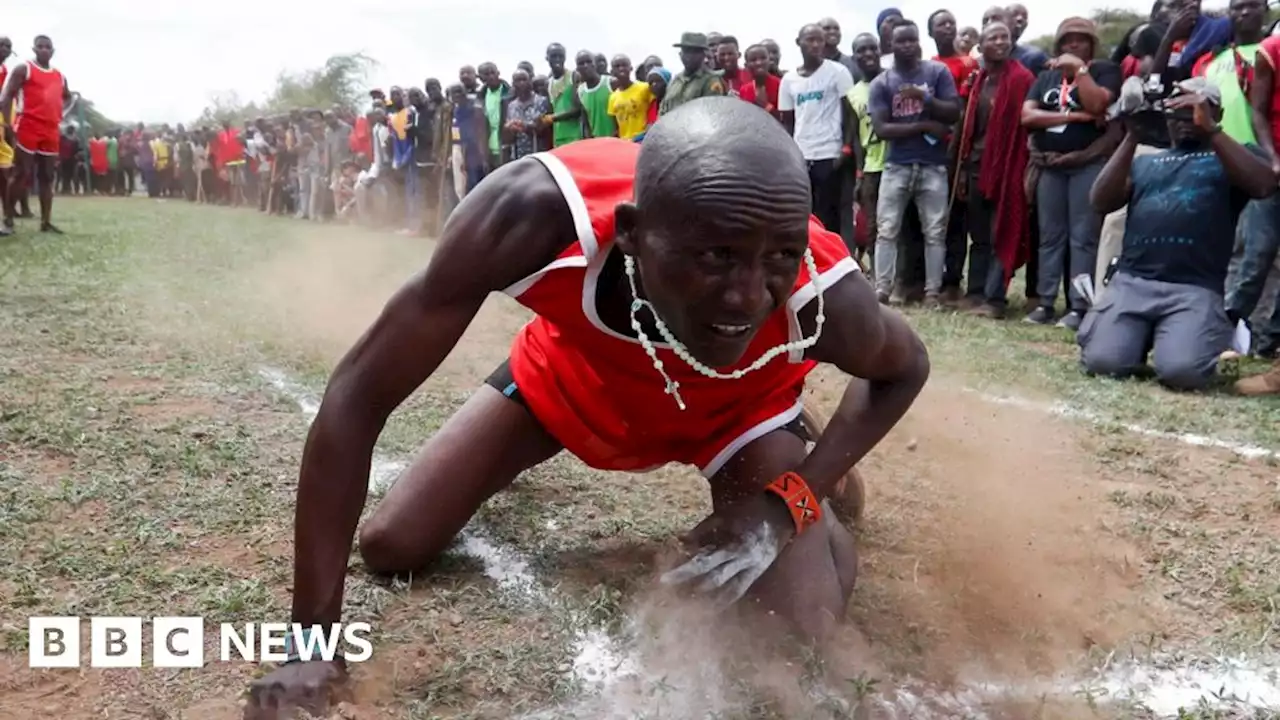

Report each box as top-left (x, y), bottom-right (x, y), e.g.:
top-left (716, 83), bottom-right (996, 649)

top-left (0, 201), bottom-right (612, 717)
top-left (901, 304), bottom-right (1280, 452)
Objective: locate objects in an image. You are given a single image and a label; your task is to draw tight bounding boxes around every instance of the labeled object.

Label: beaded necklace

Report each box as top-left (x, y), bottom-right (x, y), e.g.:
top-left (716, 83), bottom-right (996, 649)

top-left (622, 247), bottom-right (826, 410)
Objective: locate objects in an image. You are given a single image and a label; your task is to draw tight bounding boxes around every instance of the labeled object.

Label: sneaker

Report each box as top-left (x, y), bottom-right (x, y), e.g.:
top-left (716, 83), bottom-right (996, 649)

top-left (1057, 310), bottom-right (1084, 331)
top-left (876, 291), bottom-right (891, 305)
top-left (1025, 306), bottom-right (1056, 325)
top-left (1235, 360), bottom-right (1280, 396)
top-left (888, 289), bottom-right (907, 306)
top-left (968, 303), bottom-right (1006, 320)
top-left (923, 293), bottom-right (942, 310)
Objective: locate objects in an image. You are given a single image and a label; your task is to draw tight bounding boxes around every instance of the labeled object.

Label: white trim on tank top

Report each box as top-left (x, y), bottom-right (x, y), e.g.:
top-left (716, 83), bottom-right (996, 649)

top-left (785, 256), bottom-right (861, 362)
top-left (503, 149), bottom-right (857, 362)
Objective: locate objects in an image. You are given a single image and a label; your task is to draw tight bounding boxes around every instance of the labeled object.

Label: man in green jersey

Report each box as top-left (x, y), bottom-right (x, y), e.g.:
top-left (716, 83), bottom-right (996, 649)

top-left (544, 43), bottom-right (583, 147)
top-left (106, 131), bottom-right (120, 195)
top-left (846, 34), bottom-right (886, 265)
top-left (575, 50), bottom-right (616, 138)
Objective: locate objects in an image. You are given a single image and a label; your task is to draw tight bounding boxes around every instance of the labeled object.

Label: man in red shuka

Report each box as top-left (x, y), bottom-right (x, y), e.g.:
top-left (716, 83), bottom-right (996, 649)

top-left (0, 35), bottom-right (73, 233)
top-left (241, 97), bottom-right (930, 720)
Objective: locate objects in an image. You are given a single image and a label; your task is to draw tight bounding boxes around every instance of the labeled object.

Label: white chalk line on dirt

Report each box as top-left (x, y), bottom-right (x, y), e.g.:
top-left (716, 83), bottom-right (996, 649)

top-left (968, 388), bottom-right (1279, 460)
top-left (260, 367), bottom-right (1279, 717)
top-left (256, 366), bottom-right (624, 688)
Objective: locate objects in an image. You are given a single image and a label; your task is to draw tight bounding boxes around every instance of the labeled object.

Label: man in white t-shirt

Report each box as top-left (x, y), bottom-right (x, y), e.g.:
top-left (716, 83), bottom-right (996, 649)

top-left (356, 109), bottom-right (391, 224)
top-left (779, 23), bottom-right (855, 235)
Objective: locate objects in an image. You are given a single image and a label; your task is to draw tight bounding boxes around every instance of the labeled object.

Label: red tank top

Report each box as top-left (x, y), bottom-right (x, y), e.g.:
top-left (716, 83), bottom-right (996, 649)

top-left (90, 138), bottom-right (110, 172)
top-left (20, 62), bottom-right (64, 126)
top-left (1261, 37), bottom-right (1280, 150)
top-left (505, 138), bottom-right (859, 471)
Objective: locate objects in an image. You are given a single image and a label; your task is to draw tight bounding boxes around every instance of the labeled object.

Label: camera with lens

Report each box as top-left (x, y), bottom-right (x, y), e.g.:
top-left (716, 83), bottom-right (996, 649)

top-left (1115, 75), bottom-right (1195, 122)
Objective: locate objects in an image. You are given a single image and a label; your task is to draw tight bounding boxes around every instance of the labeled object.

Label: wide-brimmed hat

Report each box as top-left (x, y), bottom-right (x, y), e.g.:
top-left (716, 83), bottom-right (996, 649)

top-left (674, 32), bottom-right (710, 50)
top-left (1054, 17), bottom-right (1100, 54)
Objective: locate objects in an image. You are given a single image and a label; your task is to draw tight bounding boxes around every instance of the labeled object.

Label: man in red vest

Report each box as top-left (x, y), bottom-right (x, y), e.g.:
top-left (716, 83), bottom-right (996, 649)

top-left (0, 35), bottom-right (73, 233)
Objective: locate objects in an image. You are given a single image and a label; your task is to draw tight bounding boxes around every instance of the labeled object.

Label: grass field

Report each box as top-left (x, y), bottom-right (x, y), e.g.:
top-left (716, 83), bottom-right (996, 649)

top-left (0, 197), bottom-right (1278, 719)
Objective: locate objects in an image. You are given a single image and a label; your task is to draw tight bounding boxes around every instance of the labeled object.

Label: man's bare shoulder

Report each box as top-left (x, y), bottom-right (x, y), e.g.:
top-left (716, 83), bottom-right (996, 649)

top-left (421, 157), bottom-right (576, 299)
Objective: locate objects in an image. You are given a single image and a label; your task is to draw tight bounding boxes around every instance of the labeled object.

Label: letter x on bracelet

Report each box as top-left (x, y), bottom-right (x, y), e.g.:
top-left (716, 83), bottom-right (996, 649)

top-left (764, 471), bottom-right (822, 535)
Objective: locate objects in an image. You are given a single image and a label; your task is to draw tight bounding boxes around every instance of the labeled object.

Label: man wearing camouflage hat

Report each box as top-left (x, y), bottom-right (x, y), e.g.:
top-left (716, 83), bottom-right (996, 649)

top-left (659, 32), bottom-right (726, 115)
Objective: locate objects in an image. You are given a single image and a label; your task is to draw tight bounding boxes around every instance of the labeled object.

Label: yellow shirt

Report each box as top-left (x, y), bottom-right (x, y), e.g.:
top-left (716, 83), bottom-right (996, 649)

top-left (608, 82), bottom-right (654, 140)
top-left (391, 108), bottom-right (409, 141)
top-left (151, 139), bottom-right (170, 170)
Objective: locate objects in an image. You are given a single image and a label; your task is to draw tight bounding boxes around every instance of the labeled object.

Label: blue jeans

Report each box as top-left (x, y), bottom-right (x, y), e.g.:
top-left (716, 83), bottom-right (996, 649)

top-left (1227, 195), bottom-right (1280, 354)
top-left (405, 166), bottom-right (420, 228)
top-left (873, 163), bottom-right (949, 296)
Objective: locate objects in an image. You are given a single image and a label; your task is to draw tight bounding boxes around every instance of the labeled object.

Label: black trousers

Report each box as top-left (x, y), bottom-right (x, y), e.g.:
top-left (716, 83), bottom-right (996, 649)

top-left (808, 158), bottom-right (844, 234)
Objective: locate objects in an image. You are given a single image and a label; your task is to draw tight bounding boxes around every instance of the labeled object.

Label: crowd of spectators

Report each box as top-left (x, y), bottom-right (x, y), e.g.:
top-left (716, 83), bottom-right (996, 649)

top-left (31, 0), bottom-right (1280, 396)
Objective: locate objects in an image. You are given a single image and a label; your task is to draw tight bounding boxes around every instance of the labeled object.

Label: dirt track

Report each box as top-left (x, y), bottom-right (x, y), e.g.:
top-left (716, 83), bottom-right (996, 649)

top-left (1, 199), bottom-right (1277, 719)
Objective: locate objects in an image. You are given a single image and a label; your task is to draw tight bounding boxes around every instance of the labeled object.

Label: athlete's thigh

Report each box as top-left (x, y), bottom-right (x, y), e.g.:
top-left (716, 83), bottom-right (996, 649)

top-left (361, 381), bottom-right (561, 562)
top-left (708, 429), bottom-right (846, 634)
top-left (36, 154), bottom-right (57, 182)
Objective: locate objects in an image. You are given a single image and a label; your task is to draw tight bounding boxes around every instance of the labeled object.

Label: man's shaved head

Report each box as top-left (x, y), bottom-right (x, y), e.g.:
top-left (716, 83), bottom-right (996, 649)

top-left (634, 96), bottom-right (807, 214)
top-left (616, 97), bottom-right (813, 367)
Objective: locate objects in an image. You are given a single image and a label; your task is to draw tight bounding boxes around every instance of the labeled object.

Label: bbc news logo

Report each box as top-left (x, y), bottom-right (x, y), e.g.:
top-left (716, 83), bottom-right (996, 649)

top-left (28, 617), bottom-right (373, 668)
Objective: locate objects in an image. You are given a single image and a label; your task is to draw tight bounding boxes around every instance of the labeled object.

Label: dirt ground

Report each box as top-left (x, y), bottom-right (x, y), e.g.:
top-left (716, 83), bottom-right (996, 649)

top-left (0, 199), bottom-right (1277, 720)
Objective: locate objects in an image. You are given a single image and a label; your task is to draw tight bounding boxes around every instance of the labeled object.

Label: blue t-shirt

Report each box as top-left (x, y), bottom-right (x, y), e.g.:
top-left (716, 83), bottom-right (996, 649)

top-left (867, 61), bottom-right (958, 167)
top-left (1120, 145), bottom-right (1256, 292)
top-left (1012, 45), bottom-right (1049, 77)
top-left (452, 105), bottom-right (486, 166)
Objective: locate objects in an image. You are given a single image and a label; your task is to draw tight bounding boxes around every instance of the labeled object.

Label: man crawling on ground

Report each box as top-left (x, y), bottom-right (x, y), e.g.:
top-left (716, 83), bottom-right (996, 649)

top-left (244, 97), bottom-right (930, 719)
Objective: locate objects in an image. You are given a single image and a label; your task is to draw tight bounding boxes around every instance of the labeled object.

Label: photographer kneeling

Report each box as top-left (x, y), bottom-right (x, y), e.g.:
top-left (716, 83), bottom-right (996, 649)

top-left (1080, 78), bottom-right (1275, 390)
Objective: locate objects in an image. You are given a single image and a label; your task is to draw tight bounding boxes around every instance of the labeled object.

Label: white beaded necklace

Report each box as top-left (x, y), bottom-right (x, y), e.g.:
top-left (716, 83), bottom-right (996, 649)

top-left (623, 248), bottom-right (826, 410)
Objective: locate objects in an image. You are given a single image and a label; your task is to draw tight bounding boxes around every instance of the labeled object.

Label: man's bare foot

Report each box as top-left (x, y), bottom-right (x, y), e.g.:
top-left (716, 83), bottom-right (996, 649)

top-left (39, 222), bottom-right (63, 234)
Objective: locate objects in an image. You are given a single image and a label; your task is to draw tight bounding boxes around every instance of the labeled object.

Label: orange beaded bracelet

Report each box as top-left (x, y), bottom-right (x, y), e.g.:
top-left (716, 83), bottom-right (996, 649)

top-left (764, 471), bottom-right (822, 535)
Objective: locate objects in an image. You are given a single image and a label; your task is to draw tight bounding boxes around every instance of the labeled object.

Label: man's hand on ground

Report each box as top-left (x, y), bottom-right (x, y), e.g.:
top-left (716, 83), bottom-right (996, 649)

top-left (243, 659), bottom-right (347, 720)
top-left (660, 492), bottom-right (795, 605)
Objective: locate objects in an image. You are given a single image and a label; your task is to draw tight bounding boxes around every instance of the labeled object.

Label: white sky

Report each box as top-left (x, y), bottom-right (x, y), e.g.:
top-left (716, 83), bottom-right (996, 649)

top-left (9, 0), bottom-right (1166, 125)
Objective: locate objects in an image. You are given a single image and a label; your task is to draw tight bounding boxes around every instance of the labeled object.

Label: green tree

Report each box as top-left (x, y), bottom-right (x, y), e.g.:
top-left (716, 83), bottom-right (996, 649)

top-left (192, 90), bottom-right (262, 128)
top-left (1026, 7), bottom-right (1147, 56)
top-left (191, 52), bottom-right (376, 127)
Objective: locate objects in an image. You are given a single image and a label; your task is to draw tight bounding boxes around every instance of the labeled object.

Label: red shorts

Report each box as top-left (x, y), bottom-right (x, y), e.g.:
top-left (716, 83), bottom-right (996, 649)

top-left (14, 116), bottom-right (59, 156)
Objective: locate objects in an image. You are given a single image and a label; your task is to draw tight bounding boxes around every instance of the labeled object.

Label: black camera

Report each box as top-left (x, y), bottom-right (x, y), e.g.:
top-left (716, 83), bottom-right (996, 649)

top-left (1116, 76), bottom-right (1195, 121)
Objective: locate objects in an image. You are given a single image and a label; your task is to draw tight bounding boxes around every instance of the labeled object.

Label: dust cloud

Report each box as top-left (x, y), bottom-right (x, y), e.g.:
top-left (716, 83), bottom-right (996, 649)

top-left (156, 221), bottom-right (527, 383)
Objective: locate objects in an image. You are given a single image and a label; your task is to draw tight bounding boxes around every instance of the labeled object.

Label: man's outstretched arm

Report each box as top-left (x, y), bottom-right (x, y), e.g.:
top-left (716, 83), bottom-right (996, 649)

top-left (797, 268), bottom-right (930, 501)
top-left (291, 158), bottom-right (573, 628)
